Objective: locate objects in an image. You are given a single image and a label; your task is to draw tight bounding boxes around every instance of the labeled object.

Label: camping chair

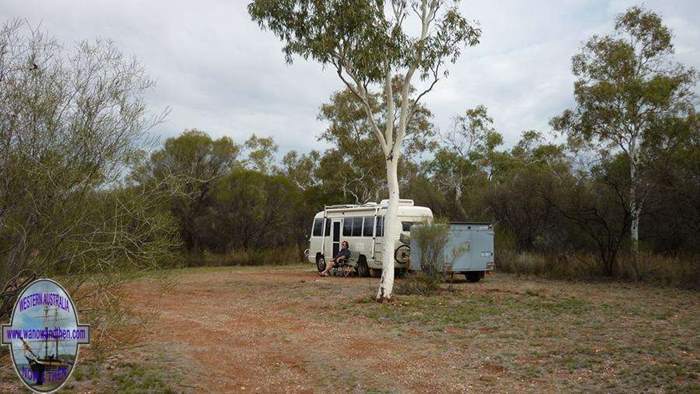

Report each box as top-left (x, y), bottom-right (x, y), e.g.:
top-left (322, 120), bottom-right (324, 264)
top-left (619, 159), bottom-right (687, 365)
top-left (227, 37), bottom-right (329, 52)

top-left (330, 253), bottom-right (357, 277)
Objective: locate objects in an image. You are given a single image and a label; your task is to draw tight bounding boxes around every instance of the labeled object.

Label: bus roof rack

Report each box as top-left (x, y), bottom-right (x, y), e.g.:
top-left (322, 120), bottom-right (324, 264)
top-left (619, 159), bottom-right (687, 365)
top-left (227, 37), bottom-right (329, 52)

top-left (379, 199), bottom-right (414, 206)
top-left (324, 199), bottom-right (414, 211)
top-left (324, 201), bottom-right (381, 210)
top-left (324, 204), bottom-right (357, 210)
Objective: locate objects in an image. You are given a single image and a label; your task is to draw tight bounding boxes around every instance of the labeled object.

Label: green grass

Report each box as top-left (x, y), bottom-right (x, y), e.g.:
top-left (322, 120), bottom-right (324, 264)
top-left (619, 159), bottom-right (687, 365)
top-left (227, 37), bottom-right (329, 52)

top-left (56, 350), bottom-right (181, 394)
top-left (111, 362), bottom-right (175, 394)
top-left (337, 290), bottom-right (592, 332)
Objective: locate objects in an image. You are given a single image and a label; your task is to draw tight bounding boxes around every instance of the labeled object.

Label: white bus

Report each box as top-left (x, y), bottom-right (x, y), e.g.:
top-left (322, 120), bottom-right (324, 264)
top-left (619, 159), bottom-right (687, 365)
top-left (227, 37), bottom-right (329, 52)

top-left (306, 199), bottom-right (433, 276)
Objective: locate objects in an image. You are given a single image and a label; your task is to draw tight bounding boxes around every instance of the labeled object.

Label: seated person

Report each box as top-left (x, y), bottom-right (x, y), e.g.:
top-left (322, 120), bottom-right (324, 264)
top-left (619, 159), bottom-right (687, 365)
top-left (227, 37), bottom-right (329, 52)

top-left (320, 241), bottom-right (350, 276)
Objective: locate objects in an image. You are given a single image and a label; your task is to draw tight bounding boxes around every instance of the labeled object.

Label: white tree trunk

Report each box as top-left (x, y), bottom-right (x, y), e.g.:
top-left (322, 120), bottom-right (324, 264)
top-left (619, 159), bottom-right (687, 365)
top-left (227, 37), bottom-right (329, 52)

top-left (629, 158), bottom-right (642, 281)
top-left (377, 157), bottom-right (399, 301)
top-left (630, 147), bottom-right (640, 258)
top-left (329, 0), bottom-right (438, 302)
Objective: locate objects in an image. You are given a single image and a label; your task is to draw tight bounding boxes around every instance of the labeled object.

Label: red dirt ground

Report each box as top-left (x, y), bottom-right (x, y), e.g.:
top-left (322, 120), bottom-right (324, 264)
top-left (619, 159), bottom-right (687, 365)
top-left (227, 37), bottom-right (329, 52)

top-left (2, 265), bottom-right (698, 393)
top-left (115, 266), bottom-right (533, 393)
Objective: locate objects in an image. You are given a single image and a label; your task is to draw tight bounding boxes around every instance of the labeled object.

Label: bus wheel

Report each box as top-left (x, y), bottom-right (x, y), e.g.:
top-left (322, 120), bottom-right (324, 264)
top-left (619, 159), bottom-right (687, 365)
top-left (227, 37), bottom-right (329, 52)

top-left (465, 272), bottom-right (482, 282)
top-left (316, 255), bottom-right (326, 272)
top-left (356, 257), bottom-right (369, 277)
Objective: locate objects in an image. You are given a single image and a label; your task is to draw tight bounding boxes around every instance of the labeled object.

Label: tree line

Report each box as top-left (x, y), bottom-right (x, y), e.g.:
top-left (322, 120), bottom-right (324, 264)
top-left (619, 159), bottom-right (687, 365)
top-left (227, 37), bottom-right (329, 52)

top-left (1, 6), bottom-right (698, 290)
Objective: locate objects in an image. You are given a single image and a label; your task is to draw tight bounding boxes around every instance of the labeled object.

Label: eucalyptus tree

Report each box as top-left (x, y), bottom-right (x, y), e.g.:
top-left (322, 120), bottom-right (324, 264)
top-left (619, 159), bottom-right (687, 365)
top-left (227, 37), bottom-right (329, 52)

top-left (317, 84), bottom-right (434, 204)
top-left (249, 0), bottom-right (481, 300)
top-left (281, 150), bottom-right (321, 191)
top-left (427, 105), bottom-right (500, 219)
top-left (138, 130), bottom-right (240, 252)
top-left (552, 7), bottom-right (697, 259)
top-left (243, 134), bottom-right (278, 175)
top-left (280, 150), bottom-right (325, 259)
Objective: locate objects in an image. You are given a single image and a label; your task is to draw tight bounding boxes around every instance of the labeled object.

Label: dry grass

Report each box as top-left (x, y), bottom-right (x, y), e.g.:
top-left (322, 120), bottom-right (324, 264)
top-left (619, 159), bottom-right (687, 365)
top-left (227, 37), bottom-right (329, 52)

top-left (497, 250), bottom-right (700, 289)
top-left (1, 265), bottom-right (697, 393)
top-left (186, 246), bottom-right (303, 267)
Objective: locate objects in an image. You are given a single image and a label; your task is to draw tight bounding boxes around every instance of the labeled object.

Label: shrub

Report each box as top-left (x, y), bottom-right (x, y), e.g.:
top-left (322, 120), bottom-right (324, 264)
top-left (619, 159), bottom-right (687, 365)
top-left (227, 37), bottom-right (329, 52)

top-left (497, 251), bottom-right (607, 280)
top-left (411, 222), bottom-right (450, 276)
top-left (186, 246), bottom-right (302, 267)
top-left (395, 274), bottom-right (441, 296)
top-left (617, 253), bottom-right (700, 289)
top-left (396, 221), bottom-right (450, 296)
top-left (496, 249), bottom-right (700, 289)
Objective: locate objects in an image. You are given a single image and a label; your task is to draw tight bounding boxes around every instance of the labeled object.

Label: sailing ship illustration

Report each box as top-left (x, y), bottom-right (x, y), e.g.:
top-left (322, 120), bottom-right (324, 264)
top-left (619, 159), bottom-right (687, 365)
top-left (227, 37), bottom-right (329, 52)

top-left (19, 304), bottom-right (74, 387)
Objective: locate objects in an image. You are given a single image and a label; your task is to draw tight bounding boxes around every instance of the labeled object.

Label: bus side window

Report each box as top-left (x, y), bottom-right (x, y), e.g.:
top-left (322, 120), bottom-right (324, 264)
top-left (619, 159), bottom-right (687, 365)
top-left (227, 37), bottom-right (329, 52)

top-left (324, 219), bottom-right (331, 236)
top-left (343, 218), bottom-right (352, 236)
top-left (312, 218), bottom-right (323, 237)
top-left (352, 217), bottom-right (363, 236)
top-left (362, 216), bottom-right (373, 236)
top-left (376, 216), bottom-right (384, 237)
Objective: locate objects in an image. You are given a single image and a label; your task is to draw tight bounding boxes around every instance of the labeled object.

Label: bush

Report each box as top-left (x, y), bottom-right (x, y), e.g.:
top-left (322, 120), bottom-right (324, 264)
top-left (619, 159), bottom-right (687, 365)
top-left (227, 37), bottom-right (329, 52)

top-left (411, 222), bottom-right (450, 276)
top-left (617, 253), bottom-right (700, 289)
top-left (395, 274), bottom-right (441, 296)
top-left (186, 246), bottom-right (302, 266)
top-left (497, 251), bottom-right (605, 280)
top-left (397, 221), bottom-right (450, 296)
top-left (496, 249), bottom-right (700, 289)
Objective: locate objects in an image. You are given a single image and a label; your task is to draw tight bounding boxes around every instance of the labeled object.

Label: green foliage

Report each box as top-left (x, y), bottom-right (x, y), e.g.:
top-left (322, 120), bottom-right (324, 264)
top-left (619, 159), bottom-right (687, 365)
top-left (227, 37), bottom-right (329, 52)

top-left (316, 85), bottom-right (435, 203)
top-left (281, 150), bottom-right (321, 190)
top-left (426, 105), bottom-right (501, 220)
top-left (551, 6), bottom-right (698, 258)
top-left (248, 0), bottom-right (480, 84)
top-left (554, 6), bottom-right (696, 148)
top-left (411, 222), bottom-right (450, 276)
top-left (244, 134), bottom-right (278, 174)
top-left (0, 21), bottom-right (179, 286)
top-left (396, 221), bottom-right (450, 296)
top-left (202, 168), bottom-right (302, 251)
top-left (4, 6), bottom-right (698, 292)
top-left (134, 129), bottom-right (240, 252)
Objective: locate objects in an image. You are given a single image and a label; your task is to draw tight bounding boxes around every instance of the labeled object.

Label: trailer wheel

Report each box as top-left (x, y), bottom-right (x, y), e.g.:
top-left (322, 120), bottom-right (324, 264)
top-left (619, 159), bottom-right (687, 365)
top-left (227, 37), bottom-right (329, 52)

top-left (316, 255), bottom-right (326, 272)
top-left (356, 256), bottom-right (369, 277)
top-left (465, 272), bottom-right (482, 283)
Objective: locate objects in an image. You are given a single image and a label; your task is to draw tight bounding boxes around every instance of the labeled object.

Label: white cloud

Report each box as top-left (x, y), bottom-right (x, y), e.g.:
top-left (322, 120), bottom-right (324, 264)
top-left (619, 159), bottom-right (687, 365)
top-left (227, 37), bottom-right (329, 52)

top-left (1, 0), bottom-right (698, 152)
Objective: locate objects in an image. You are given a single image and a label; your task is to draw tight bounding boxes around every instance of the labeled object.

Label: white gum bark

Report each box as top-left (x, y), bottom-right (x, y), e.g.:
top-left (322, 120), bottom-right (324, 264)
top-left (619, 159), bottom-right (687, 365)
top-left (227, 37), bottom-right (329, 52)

top-left (377, 156), bottom-right (400, 301)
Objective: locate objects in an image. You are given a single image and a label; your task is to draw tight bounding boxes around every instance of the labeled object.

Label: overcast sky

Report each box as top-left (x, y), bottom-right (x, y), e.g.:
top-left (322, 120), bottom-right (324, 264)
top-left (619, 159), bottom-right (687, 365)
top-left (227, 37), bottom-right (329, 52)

top-left (2, 0), bottom-right (699, 155)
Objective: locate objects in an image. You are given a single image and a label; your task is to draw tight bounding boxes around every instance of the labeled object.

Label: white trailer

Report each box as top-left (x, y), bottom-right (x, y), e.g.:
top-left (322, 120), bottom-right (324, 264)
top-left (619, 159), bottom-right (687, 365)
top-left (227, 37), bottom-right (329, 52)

top-left (306, 199), bottom-right (433, 276)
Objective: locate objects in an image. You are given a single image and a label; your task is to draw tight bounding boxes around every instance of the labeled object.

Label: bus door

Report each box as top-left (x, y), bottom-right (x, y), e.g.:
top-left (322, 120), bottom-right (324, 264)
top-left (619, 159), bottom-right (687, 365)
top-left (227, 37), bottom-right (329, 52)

top-left (331, 219), bottom-right (342, 258)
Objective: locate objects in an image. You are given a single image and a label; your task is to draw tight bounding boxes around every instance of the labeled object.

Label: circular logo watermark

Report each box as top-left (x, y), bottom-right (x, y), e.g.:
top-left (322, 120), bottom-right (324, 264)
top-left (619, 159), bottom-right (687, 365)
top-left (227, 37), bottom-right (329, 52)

top-left (2, 278), bottom-right (90, 393)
